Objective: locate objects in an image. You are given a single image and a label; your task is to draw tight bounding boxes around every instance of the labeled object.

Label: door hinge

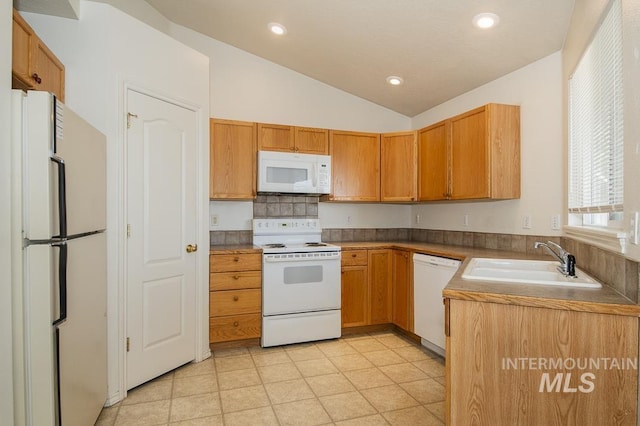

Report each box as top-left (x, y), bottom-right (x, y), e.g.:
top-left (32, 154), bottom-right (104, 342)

top-left (126, 337), bottom-right (130, 352)
top-left (127, 112), bottom-right (138, 129)
top-left (127, 224), bottom-right (131, 238)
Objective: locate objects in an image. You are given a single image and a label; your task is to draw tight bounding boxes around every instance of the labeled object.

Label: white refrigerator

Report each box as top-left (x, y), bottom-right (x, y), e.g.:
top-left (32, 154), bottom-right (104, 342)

top-left (11, 90), bottom-right (108, 426)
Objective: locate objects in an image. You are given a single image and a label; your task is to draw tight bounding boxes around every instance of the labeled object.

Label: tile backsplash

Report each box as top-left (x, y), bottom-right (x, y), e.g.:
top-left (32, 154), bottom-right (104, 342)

top-left (253, 194), bottom-right (319, 218)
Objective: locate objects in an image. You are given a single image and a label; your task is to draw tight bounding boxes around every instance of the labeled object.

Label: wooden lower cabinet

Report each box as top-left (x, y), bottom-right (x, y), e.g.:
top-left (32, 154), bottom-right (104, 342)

top-left (340, 248), bottom-right (393, 328)
top-left (341, 265), bottom-right (368, 327)
top-left (392, 249), bottom-right (412, 331)
top-left (368, 250), bottom-right (392, 324)
top-left (341, 249), bottom-right (368, 327)
top-left (209, 253), bottom-right (262, 343)
top-left (446, 299), bottom-right (638, 425)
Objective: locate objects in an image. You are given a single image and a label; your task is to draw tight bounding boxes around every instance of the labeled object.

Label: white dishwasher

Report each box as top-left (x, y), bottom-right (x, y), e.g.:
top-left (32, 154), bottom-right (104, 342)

top-left (413, 253), bottom-right (461, 356)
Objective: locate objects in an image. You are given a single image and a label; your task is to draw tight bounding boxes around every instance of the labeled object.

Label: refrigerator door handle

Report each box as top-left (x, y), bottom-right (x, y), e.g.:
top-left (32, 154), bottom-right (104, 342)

top-left (52, 241), bottom-right (68, 326)
top-left (51, 155), bottom-right (67, 239)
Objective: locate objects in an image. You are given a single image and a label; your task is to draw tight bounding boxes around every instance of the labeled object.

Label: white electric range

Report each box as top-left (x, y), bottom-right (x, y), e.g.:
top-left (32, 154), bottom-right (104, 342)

top-left (253, 219), bottom-right (342, 347)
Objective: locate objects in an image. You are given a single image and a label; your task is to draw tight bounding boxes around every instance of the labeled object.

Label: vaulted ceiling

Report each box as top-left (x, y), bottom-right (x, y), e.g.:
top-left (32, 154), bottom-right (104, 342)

top-left (144, 0), bottom-right (575, 117)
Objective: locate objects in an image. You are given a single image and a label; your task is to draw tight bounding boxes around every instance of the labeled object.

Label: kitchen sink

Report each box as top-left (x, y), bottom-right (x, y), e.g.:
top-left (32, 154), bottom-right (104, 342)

top-left (461, 258), bottom-right (602, 288)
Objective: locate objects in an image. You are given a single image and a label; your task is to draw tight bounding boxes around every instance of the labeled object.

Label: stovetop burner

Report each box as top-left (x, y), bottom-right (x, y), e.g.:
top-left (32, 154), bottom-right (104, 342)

top-left (305, 242), bottom-right (327, 247)
top-left (264, 243), bottom-right (286, 248)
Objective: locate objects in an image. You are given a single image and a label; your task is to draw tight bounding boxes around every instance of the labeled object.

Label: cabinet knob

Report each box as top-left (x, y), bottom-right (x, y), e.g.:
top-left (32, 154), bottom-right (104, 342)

top-left (233, 295), bottom-right (239, 301)
top-left (31, 73), bottom-right (42, 84)
top-left (233, 321), bottom-right (239, 327)
top-left (351, 253), bottom-right (357, 258)
top-left (233, 275), bottom-right (240, 280)
top-left (233, 256), bottom-right (240, 262)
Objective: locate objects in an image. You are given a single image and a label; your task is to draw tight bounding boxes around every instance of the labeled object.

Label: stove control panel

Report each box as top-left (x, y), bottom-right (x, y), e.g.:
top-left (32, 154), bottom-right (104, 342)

top-left (253, 218), bottom-right (321, 234)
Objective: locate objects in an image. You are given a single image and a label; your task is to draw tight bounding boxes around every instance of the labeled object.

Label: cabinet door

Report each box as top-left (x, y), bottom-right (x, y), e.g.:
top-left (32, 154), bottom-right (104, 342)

top-left (418, 121), bottom-right (449, 201)
top-left (12, 10), bottom-right (34, 88)
top-left (368, 249), bottom-right (392, 325)
top-left (258, 123), bottom-right (295, 152)
top-left (210, 119), bottom-right (257, 199)
top-left (392, 250), bottom-right (412, 331)
top-left (32, 37), bottom-right (65, 102)
top-left (450, 107), bottom-right (489, 199)
top-left (381, 131), bottom-right (417, 202)
top-left (295, 127), bottom-right (329, 154)
top-left (448, 299), bottom-right (639, 425)
top-left (329, 130), bottom-right (380, 201)
top-left (341, 265), bottom-right (368, 327)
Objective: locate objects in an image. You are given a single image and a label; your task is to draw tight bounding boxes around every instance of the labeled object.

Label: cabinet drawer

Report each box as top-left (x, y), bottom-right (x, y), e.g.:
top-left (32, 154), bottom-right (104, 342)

top-left (210, 289), bottom-right (261, 317)
top-left (210, 253), bottom-right (262, 273)
top-left (210, 271), bottom-right (262, 291)
top-left (210, 313), bottom-right (261, 343)
top-left (341, 250), bottom-right (368, 266)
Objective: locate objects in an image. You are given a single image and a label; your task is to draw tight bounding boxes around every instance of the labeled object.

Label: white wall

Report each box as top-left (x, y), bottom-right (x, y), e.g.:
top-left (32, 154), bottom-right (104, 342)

top-left (410, 52), bottom-right (564, 236)
top-left (1, 1), bottom-right (15, 423)
top-left (22, 1), bottom-right (210, 404)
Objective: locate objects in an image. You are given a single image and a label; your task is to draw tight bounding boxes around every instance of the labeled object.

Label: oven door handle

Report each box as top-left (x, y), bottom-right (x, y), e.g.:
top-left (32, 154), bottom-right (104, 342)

top-left (263, 252), bottom-right (341, 262)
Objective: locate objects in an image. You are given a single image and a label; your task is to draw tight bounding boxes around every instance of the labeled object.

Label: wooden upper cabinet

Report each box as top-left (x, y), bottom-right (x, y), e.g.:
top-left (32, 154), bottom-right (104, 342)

top-left (450, 104), bottom-right (520, 200)
top-left (210, 119), bottom-right (257, 200)
top-left (12, 10), bottom-right (33, 87)
top-left (328, 130), bottom-right (380, 201)
top-left (258, 123), bottom-right (329, 154)
top-left (294, 127), bottom-right (329, 154)
top-left (12, 9), bottom-right (65, 102)
top-left (381, 131), bottom-right (417, 202)
top-left (257, 123), bottom-right (295, 152)
top-left (32, 38), bottom-right (65, 101)
top-left (417, 103), bottom-right (520, 201)
top-left (418, 121), bottom-right (449, 201)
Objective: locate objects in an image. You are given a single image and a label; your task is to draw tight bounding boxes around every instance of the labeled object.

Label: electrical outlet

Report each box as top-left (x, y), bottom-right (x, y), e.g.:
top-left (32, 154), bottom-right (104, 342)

top-left (551, 214), bottom-right (560, 231)
top-left (463, 214), bottom-right (469, 226)
top-left (210, 214), bottom-right (219, 227)
top-left (522, 215), bottom-right (532, 229)
top-left (347, 216), bottom-right (351, 224)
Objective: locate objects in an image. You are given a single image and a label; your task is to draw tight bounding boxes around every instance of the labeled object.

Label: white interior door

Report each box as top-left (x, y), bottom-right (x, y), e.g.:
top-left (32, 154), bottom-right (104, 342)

top-left (126, 89), bottom-right (198, 390)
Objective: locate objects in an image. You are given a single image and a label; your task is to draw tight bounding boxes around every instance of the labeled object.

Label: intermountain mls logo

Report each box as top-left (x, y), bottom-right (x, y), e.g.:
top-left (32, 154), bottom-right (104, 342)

top-left (502, 357), bottom-right (638, 393)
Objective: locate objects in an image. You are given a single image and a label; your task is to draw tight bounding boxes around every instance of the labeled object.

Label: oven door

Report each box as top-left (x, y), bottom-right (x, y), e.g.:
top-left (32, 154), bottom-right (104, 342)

top-left (262, 251), bottom-right (341, 316)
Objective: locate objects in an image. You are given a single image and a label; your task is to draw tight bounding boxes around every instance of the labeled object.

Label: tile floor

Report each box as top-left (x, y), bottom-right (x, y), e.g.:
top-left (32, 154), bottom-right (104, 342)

top-left (96, 331), bottom-right (445, 426)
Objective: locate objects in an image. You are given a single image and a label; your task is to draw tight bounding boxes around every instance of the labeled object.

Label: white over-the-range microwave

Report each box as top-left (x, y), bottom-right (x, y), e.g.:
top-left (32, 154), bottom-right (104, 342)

top-left (257, 150), bottom-right (331, 195)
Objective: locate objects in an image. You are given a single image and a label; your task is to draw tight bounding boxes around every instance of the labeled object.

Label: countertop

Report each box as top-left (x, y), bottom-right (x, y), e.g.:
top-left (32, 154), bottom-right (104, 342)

top-left (210, 241), bottom-right (640, 317)
top-left (209, 245), bottom-right (261, 255)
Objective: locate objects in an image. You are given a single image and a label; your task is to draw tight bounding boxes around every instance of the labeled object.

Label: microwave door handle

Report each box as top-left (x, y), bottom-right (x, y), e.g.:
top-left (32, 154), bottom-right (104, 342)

top-left (311, 163), bottom-right (317, 188)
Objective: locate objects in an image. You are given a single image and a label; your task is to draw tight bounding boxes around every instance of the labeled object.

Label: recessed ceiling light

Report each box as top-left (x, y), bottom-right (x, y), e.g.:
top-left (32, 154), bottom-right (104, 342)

top-left (386, 76), bottom-right (404, 86)
top-left (472, 13), bottom-right (500, 29)
top-left (268, 22), bottom-right (287, 36)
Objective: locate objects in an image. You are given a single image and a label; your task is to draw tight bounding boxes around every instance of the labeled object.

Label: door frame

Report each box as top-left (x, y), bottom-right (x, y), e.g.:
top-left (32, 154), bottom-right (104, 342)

top-left (113, 82), bottom-right (210, 404)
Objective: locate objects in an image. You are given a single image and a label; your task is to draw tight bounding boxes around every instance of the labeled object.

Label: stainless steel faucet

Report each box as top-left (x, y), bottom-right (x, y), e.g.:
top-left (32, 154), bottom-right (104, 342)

top-left (534, 241), bottom-right (576, 277)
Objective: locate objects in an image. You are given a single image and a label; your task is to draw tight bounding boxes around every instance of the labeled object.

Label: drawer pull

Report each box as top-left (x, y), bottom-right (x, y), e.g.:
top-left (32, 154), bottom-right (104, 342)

top-left (233, 275), bottom-right (240, 280)
top-left (233, 296), bottom-right (239, 301)
top-left (351, 253), bottom-right (357, 258)
top-left (233, 256), bottom-right (240, 262)
top-left (233, 321), bottom-right (239, 327)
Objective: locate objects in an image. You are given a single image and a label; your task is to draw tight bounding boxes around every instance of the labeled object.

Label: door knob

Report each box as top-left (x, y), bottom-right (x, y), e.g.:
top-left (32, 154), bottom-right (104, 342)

top-left (186, 244), bottom-right (198, 253)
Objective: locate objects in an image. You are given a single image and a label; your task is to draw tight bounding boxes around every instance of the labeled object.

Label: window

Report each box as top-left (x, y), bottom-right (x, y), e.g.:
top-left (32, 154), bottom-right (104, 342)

top-left (568, 0), bottom-right (623, 230)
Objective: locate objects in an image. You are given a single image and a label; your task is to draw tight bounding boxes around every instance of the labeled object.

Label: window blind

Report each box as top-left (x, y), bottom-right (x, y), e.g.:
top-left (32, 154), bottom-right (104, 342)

top-left (568, 0), bottom-right (623, 214)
